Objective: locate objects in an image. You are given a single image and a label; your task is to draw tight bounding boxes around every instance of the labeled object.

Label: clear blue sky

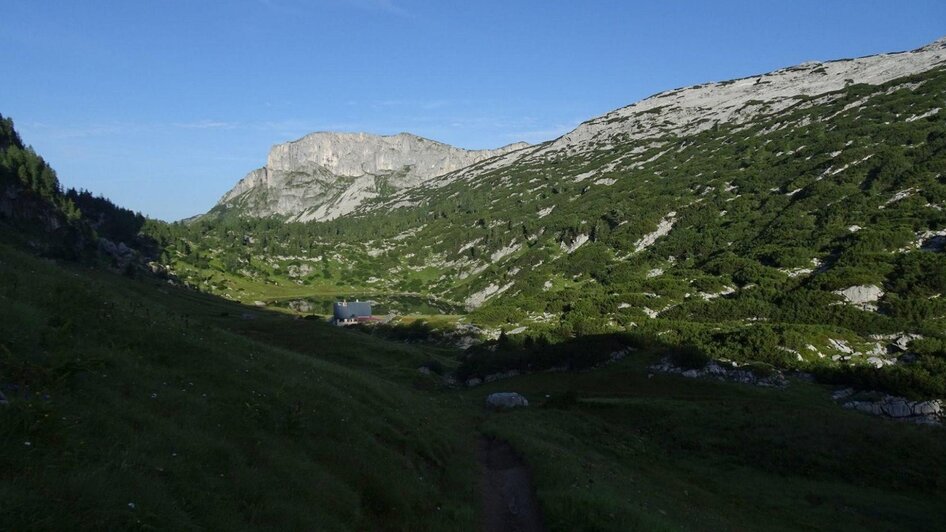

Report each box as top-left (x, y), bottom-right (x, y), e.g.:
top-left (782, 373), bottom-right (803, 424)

top-left (2, 1), bottom-right (944, 221)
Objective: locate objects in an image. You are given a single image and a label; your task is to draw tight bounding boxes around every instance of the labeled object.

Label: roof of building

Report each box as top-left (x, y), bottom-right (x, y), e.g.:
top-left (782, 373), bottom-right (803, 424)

top-left (333, 300), bottom-right (372, 319)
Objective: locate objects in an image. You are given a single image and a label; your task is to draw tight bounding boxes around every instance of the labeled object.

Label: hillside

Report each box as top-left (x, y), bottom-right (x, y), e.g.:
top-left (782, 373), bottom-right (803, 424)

top-left (3, 219), bottom-right (946, 530)
top-left (212, 132), bottom-right (529, 222)
top-left (166, 39), bottom-right (946, 397)
top-left (4, 36), bottom-right (946, 530)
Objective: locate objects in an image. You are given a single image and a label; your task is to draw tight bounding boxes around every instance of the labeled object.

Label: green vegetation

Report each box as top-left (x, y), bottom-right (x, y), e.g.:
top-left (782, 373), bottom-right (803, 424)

top-left (154, 67), bottom-right (946, 399)
top-left (0, 240), bottom-right (479, 530)
top-left (2, 62), bottom-right (946, 529)
top-left (479, 365), bottom-right (946, 531)
top-left (1, 240), bottom-right (944, 529)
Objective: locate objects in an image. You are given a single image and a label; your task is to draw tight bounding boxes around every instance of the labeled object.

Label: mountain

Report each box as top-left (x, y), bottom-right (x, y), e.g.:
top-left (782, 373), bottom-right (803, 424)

top-left (212, 131), bottom-right (529, 222)
top-left (4, 40), bottom-right (946, 531)
top-left (167, 37), bottom-right (946, 396)
top-left (372, 36), bottom-right (946, 204)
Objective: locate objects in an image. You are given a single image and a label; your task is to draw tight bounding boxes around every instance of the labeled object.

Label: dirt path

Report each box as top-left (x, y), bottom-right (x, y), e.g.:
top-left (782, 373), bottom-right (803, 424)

top-left (477, 436), bottom-right (547, 532)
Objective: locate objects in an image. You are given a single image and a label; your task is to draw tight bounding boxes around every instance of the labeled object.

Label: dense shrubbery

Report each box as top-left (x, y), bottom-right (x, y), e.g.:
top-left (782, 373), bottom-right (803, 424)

top-left (456, 333), bottom-right (631, 382)
top-left (1, 114), bottom-right (156, 261)
top-left (813, 357), bottom-right (946, 399)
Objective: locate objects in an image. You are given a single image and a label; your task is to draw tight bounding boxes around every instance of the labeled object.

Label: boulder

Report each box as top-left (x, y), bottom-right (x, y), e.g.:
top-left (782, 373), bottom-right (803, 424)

top-left (486, 392), bottom-right (529, 410)
top-left (704, 362), bottom-right (727, 376)
top-left (913, 400), bottom-right (941, 416)
top-left (881, 399), bottom-right (913, 418)
top-left (832, 388), bottom-right (855, 401)
top-left (288, 300), bottom-right (314, 313)
top-left (834, 284), bottom-right (884, 306)
top-left (892, 334), bottom-right (922, 352)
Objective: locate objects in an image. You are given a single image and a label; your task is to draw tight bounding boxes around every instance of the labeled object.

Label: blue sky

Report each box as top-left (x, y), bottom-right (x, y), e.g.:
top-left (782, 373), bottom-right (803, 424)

top-left (2, 1), bottom-right (944, 221)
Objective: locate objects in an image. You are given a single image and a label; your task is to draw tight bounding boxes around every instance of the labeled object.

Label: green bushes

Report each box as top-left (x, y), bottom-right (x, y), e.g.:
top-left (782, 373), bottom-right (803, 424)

top-left (667, 344), bottom-right (710, 369)
top-left (456, 333), bottom-right (631, 381)
top-left (813, 359), bottom-right (946, 400)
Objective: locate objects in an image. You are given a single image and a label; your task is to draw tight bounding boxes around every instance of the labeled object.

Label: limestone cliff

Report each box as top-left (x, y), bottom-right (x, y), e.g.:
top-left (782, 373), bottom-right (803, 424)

top-left (215, 132), bottom-right (528, 222)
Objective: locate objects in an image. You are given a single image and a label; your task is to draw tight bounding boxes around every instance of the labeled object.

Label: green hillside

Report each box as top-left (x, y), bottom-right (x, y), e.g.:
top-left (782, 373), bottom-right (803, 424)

top-left (161, 68), bottom-right (946, 396)
top-left (2, 46), bottom-right (946, 531)
top-left (3, 233), bottom-right (946, 530)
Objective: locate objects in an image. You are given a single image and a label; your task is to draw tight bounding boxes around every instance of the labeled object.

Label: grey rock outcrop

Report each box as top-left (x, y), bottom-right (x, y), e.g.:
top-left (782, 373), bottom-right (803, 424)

top-left (420, 36), bottom-right (946, 197)
top-left (536, 37), bottom-right (946, 158)
top-left (834, 284), bottom-right (884, 311)
top-left (839, 392), bottom-right (942, 424)
top-left (215, 132), bottom-right (528, 222)
top-left (650, 358), bottom-right (788, 387)
top-left (98, 238), bottom-right (137, 270)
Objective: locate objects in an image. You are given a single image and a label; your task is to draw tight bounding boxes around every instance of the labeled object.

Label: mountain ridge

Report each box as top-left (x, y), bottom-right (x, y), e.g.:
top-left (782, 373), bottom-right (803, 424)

top-left (164, 36), bottom-right (946, 392)
top-left (210, 37), bottom-right (944, 225)
top-left (214, 131), bottom-right (529, 222)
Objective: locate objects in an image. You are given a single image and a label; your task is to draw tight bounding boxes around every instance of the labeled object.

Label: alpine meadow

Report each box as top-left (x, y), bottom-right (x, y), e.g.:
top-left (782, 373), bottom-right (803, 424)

top-left (2, 4), bottom-right (946, 531)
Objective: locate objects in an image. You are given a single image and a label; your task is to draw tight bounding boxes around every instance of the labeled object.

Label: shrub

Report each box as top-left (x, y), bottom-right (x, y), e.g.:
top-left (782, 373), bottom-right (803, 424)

top-left (668, 344), bottom-right (710, 369)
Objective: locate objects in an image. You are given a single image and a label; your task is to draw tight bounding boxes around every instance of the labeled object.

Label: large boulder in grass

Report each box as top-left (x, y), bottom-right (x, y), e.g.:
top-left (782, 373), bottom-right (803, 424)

top-left (486, 392), bottom-right (529, 410)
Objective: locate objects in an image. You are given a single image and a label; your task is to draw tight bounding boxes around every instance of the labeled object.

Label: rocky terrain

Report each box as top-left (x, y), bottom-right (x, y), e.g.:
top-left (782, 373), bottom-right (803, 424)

top-left (213, 132), bottom-right (528, 222)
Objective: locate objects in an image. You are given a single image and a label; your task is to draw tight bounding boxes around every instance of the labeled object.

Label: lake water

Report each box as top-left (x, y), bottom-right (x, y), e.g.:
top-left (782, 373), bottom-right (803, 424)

top-left (274, 294), bottom-right (463, 316)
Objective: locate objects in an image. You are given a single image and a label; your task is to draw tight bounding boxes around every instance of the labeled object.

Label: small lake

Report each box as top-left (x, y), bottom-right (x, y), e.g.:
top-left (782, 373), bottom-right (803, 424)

top-left (273, 293), bottom-right (464, 316)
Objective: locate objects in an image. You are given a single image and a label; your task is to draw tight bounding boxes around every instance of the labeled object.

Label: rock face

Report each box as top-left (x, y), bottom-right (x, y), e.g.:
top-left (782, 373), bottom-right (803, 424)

top-left (215, 132), bottom-right (528, 222)
top-left (536, 37), bottom-right (946, 158)
top-left (834, 284), bottom-right (884, 311)
top-left (211, 38), bottom-right (945, 226)
top-left (650, 358), bottom-right (788, 387)
top-left (835, 388), bottom-right (943, 424)
top-left (412, 37), bottom-right (946, 197)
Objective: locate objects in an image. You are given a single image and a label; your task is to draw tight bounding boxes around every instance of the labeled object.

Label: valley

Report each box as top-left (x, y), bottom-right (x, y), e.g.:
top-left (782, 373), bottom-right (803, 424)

top-left (2, 29), bottom-right (946, 531)
top-left (2, 239), bottom-right (945, 530)
top-left (161, 40), bottom-right (946, 402)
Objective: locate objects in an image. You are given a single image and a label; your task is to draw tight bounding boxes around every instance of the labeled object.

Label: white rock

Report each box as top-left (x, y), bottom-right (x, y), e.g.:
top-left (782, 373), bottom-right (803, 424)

top-left (881, 399), bottom-right (913, 418)
top-left (828, 338), bottom-right (854, 354)
top-left (913, 400), bottom-right (941, 416)
top-left (542, 39), bottom-right (946, 158)
top-left (465, 281), bottom-right (514, 310)
top-left (892, 333), bottom-right (923, 351)
top-left (646, 268), bottom-right (664, 278)
top-left (216, 132), bottom-right (528, 222)
top-left (634, 212), bottom-right (676, 253)
top-left (560, 234), bottom-right (589, 254)
top-left (834, 285), bottom-right (884, 309)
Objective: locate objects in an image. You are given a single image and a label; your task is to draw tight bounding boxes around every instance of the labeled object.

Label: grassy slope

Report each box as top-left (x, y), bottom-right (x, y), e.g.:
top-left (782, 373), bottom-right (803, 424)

top-left (2, 238), bottom-right (945, 530)
top-left (476, 361), bottom-right (946, 531)
top-left (0, 240), bottom-right (478, 530)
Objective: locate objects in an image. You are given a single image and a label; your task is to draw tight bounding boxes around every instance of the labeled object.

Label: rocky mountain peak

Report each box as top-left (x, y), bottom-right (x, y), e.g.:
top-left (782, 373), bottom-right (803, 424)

top-left (536, 35), bottom-right (946, 157)
top-left (215, 132), bottom-right (528, 222)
